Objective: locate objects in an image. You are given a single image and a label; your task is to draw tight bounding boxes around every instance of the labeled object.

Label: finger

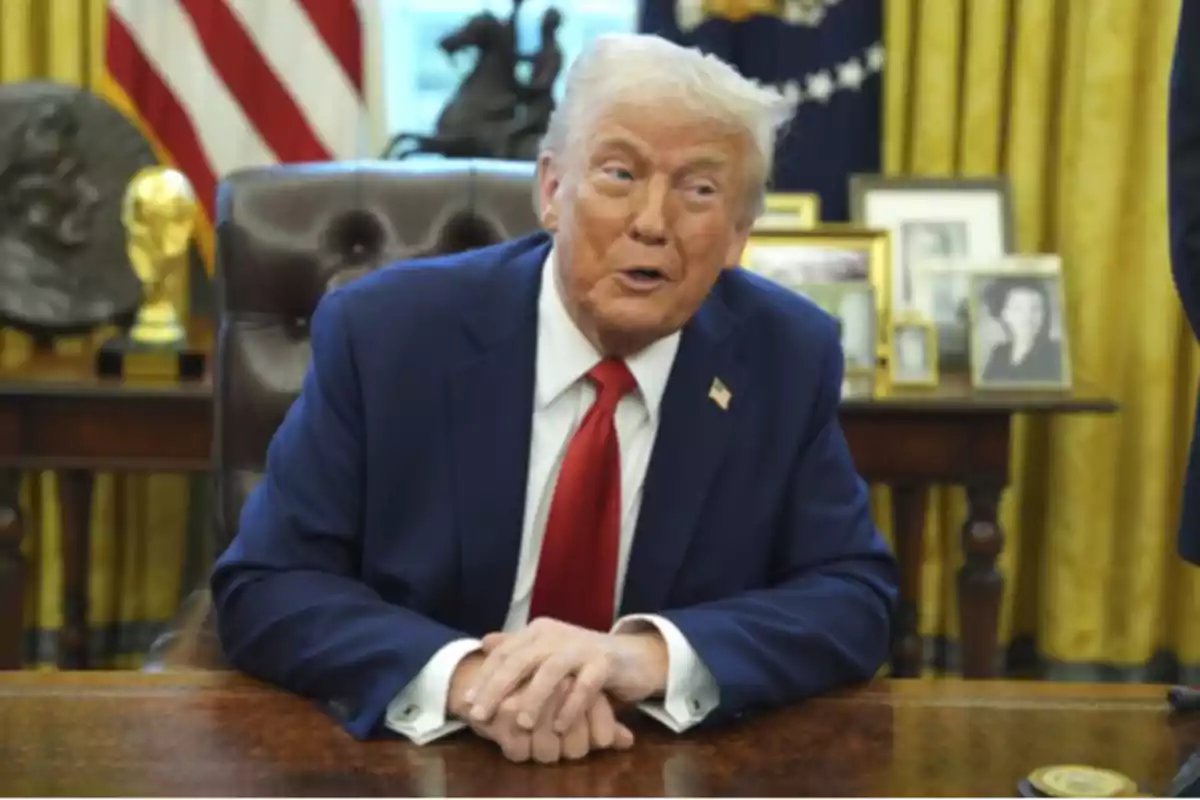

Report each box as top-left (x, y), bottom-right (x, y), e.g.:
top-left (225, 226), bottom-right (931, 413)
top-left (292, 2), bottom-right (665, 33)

top-left (499, 730), bottom-right (532, 763)
top-left (587, 698), bottom-right (616, 750)
top-left (464, 631), bottom-right (533, 705)
top-left (530, 723), bottom-right (561, 764)
top-left (466, 626), bottom-right (543, 706)
top-left (530, 683), bottom-right (567, 765)
top-left (561, 716), bottom-right (590, 760)
top-left (492, 695), bottom-right (527, 735)
top-left (515, 653), bottom-right (578, 729)
top-left (613, 722), bottom-right (635, 750)
top-left (469, 650), bottom-right (542, 722)
top-left (491, 697), bottom-right (532, 763)
top-left (481, 632), bottom-right (507, 652)
top-left (554, 659), bottom-right (609, 733)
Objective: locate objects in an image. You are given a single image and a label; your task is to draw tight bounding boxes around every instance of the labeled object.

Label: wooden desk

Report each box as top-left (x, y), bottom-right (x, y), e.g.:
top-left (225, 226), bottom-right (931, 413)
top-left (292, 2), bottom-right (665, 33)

top-left (0, 673), bottom-right (1187, 796)
top-left (0, 358), bottom-right (1116, 677)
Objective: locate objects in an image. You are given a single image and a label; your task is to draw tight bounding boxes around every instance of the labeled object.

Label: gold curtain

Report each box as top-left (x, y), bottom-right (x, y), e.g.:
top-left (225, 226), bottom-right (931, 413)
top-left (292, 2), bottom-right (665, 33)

top-left (882, 0), bottom-right (1200, 674)
top-left (0, 0), bottom-right (194, 668)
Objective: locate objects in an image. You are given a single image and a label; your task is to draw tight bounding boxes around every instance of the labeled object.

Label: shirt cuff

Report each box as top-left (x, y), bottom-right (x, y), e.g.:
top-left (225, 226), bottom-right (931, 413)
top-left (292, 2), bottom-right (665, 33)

top-left (611, 614), bottom-right (719, 733)
top-left (384, 638), bottom-right (481, 745)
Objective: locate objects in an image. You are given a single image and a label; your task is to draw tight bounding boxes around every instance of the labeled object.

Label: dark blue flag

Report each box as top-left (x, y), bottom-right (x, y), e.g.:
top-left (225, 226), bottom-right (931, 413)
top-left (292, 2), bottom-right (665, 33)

top-left (638, 0), bottom-right (883, 221)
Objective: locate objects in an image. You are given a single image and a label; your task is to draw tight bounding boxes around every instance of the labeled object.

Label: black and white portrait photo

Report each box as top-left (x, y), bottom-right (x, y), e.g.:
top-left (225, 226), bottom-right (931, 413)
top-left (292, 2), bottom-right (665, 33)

top-left (915, 266), bottom-right (972, 368)
top-left (969, 274), bottom-right (1071, 389)
top-left (797, 282), bottom-right (877, 374)
top-left (910, 255), bottom-right (1063, 371)
top-left (850, 176), bottom-right (1013, 326)
top-left (899, 220), bottom-right (968, 306)
top-left (890, 322), bottom-right (937, 385)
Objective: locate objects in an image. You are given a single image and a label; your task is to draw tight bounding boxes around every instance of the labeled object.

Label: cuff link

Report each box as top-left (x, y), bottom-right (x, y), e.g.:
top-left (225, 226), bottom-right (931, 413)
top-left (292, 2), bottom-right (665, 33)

top-left (402, 704), bottom-right (419, 719)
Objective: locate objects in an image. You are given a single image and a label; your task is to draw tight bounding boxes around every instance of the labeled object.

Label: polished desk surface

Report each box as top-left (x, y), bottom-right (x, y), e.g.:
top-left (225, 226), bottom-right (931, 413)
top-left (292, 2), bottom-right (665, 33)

top-left (0, 673), bottom-right (1187, 797)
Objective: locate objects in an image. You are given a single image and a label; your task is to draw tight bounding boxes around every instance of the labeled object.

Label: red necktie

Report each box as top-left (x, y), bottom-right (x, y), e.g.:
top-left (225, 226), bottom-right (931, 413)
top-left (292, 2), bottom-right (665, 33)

top-left (528, 358), bottom-right (636, 631)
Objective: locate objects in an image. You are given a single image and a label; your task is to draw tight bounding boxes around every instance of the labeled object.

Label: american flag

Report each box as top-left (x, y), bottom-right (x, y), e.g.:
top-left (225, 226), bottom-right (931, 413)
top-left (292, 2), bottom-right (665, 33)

top-left (100, 0), bottom-right (368, 270)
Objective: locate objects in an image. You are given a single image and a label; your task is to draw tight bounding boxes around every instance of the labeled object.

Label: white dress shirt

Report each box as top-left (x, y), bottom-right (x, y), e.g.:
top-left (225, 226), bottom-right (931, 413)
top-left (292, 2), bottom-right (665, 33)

top-left (384, 250), bottom-right (720, 744)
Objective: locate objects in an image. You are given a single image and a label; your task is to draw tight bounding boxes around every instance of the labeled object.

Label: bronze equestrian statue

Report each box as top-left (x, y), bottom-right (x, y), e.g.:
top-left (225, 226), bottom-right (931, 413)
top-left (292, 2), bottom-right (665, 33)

top-left (382, 1), bottom-right (563, 161)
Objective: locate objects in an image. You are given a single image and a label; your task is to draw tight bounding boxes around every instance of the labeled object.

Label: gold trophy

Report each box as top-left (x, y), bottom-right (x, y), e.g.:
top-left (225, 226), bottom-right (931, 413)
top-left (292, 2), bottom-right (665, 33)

top-left (95, 165), bottom-right (207, 380)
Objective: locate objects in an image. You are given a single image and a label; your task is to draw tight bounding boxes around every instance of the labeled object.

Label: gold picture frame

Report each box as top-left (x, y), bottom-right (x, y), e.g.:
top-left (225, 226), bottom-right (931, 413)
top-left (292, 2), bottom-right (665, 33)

top-left (966, 271), bottom-right (1073, 391)
top-left (741, 226), bottom-right (893, 356)
top-left (888, 314), bottom-right (939, 387)
top-left (753, 192), bottom-right (821, 232)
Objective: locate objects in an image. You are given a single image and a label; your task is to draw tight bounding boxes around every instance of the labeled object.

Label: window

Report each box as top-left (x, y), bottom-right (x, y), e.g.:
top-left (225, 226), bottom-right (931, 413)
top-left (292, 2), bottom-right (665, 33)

top-left (377, 0), bottom-right (637, 144)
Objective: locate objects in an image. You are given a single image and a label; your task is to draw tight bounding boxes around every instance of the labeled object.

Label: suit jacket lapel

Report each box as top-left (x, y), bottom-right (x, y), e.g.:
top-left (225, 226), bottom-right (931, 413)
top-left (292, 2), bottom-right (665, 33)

top-left (620, 287), bottom-right (746, 616)
top-left (450, 234), bottom-right (550, 636)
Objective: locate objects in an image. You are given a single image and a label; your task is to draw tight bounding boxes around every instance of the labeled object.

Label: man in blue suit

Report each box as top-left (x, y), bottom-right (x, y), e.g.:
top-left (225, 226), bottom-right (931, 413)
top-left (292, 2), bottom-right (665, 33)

top-left (1171, 1), bottom-right (1200, 565)
top-left (211, 33), bottom-right (897, 764)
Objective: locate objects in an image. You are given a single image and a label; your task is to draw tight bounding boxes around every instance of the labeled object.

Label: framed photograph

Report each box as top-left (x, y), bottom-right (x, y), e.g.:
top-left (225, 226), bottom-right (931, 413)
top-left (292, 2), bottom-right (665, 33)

top-left (754, 192), bottom-right (821, 232)
top-left (888, 316), bottom-right (938, 386)
top-left (841, 372), bottom-right (875, 399)
top-left (741, 227), bottom-right (891, 336)
top-left (849, 176), bottom-right (1014, 321)
top-left (792, 282), bottom-right (877, 374)
top-left (967, 272), bottom-right (1072, 390)
top-left (912, 254), bottom-right (1062, 370)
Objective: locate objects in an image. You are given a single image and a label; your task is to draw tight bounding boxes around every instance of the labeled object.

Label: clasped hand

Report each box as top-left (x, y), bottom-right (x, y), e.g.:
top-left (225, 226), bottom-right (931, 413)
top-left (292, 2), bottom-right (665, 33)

top-left (450, 618), bottom-right (668, 763)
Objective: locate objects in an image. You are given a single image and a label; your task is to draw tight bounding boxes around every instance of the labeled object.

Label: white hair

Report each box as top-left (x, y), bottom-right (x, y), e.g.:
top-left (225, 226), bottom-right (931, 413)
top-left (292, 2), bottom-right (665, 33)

top-left (536, 33), bottom-right (794, 224)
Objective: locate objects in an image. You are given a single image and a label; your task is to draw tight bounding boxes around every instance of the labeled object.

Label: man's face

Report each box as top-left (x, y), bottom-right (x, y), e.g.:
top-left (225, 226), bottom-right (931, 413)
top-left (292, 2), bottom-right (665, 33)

top-left (537, 102), bottom-right (753, 354)
top-left (1000, 287), bottom-right (1046, 339)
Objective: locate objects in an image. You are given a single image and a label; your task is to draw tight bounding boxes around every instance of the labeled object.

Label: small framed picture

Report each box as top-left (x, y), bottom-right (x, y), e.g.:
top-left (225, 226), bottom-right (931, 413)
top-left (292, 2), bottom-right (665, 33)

top-left (742, 227), bottom-right (891, 337)
top-left (754, 192), bottom-right (821, 231)
top-left (888, 316), bottom-right (938, 386)
top-left (911, 254), bottom-right (1062, 370)
top-left (841, 372), bottom-right (875, 399)
top-left (793, 282), bottom-right (877, 374)
top-left (849, 176), bottom-right (1014, 319)
top-left (967, 272), bottom-right (1072, 390)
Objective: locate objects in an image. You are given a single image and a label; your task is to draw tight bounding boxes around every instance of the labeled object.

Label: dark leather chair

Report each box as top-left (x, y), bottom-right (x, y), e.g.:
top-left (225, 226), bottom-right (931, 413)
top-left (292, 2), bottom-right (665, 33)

top-left (145, 160), bottom-right (540, 670)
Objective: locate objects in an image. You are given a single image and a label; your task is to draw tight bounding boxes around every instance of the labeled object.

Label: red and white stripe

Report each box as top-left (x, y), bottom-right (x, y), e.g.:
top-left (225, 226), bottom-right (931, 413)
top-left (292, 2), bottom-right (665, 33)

top-left (103, 0), bottom-right (366, 261)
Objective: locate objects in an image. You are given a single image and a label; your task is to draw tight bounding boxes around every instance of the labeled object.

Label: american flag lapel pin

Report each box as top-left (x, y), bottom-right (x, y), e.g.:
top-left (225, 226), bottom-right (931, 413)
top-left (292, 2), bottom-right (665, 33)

top-left (708, 377), bottom-right (732, 411)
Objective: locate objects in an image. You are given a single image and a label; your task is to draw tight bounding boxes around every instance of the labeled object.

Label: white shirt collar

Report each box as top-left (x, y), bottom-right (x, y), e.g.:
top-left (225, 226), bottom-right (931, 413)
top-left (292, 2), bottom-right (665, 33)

top-left (535, 248), bottom-right (680, 418)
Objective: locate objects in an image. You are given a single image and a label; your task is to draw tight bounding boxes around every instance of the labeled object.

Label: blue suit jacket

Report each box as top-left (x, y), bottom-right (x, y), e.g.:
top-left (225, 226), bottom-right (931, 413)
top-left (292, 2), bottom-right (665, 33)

top-left (1171, 1), bottom-right (1200, 564)
top-left (211, 231), bottom-right (898, 739)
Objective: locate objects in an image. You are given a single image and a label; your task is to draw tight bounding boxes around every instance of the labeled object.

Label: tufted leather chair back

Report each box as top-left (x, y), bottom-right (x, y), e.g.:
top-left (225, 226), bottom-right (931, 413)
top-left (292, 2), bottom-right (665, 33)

top-left (212, 160), bottom-right (539, 553)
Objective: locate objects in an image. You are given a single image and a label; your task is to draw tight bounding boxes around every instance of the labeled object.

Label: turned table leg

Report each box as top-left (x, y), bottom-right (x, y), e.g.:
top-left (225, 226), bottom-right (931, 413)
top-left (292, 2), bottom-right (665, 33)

top-left (957, 481), bottom-right (1006, 678)
top-left (57, 469), bottom-right (95, 670)
top-left (0, 470), bottom-right (25, 669)
top-left (889, 483), bottom-right (928, 678)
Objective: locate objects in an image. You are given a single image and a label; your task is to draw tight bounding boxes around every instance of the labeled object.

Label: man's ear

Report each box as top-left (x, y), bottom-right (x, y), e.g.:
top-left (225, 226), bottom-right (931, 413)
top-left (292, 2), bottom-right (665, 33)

top-left (536, 153), bottom-right (560, 231)
top-left (725, 227), bottom-right (752, 268)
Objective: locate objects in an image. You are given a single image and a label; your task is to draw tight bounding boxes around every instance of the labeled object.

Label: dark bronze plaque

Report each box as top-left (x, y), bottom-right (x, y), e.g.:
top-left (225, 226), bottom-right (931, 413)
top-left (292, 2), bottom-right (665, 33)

top-left (0, 82), bottom-right (156, 338)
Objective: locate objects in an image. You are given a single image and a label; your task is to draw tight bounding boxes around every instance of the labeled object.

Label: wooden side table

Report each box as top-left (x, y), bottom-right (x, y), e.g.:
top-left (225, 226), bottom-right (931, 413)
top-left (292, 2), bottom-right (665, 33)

top-left (842, 376), bottom-right (1118, 678)
top-left (0, 355), bottom-right (211, 669)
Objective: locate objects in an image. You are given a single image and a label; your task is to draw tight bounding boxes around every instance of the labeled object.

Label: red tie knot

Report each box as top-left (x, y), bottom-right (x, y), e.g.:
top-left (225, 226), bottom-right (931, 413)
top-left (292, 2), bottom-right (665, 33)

top-left (587, 358), bottom-right (637, 402)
